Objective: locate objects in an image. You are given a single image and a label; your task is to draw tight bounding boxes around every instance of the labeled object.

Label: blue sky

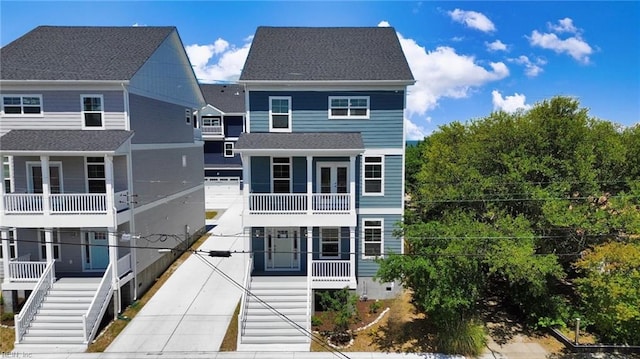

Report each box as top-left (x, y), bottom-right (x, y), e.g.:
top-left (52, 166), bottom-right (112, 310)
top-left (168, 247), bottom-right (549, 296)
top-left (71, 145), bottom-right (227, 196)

top-left (1, 1), bottom-right (638, 139)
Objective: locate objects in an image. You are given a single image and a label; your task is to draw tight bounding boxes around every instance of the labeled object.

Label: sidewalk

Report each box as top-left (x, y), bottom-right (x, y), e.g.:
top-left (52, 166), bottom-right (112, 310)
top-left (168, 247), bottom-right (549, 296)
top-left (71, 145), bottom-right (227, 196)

top-left (105, 195), bottom-right (247, 353)
top-left (25, 352), bottom-right (460, 359)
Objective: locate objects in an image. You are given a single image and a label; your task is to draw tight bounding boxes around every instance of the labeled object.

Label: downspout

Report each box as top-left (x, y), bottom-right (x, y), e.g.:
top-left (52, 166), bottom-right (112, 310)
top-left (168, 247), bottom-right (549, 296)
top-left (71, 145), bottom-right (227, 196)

top-left (122, 82), bottom-right (138, 300)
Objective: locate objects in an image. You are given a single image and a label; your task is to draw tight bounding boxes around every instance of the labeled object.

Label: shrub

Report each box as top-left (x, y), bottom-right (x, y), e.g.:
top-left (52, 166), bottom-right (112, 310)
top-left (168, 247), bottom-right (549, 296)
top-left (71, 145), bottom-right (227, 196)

top-left (434, 316), bottom-right (486, 356)
top-left (311, 315), bottom-right (323, 327)
top-left (1, 312), bottom-right (15, 323)
top-left (369, 300), bottom-right (382, 314)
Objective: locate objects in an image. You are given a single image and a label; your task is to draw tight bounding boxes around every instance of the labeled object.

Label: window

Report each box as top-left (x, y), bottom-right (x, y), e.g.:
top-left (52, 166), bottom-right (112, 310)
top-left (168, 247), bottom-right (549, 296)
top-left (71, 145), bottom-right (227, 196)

top-left (320, 228), bottom-right (340, 258)
top-left (3, 156), bottom-right (12, 193)
top-left (82, 95), bottom-right (103, 128)
top-left (2, 95), bottom-right (42, 115)
top-left (363, 156), bottom-right (384, 195)
top-left (224, 142), bottom-right (234, 158)
top-left (272, 157), bottom-right (291, 193)
top-left (0, 229), bottom-right (18, 259)
top-left (185, 109), bottom-right (192, 125)
top-left (329, 96), bottom-right (369, 119)
top-left (362, 219), bottom-right (383, 258)
top-left (86, 157), bottom-right (106, 193)
top-left (269, 97), bottom-right (291, 132)
top-left (39, 229), bottom-right (61, 260)
top-left (28, 162), bottom-right (63, 194)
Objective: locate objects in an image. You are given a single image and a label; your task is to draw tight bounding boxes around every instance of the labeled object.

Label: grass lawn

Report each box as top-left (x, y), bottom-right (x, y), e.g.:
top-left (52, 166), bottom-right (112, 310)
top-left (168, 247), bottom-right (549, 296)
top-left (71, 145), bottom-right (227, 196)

top-left (205, 211), bottom-right (218, 220)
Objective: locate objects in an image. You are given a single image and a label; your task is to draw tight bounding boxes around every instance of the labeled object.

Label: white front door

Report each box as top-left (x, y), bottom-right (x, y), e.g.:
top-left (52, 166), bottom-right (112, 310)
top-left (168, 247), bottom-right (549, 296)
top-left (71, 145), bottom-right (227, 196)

top-left (266, 228), bottom-right (299, 270)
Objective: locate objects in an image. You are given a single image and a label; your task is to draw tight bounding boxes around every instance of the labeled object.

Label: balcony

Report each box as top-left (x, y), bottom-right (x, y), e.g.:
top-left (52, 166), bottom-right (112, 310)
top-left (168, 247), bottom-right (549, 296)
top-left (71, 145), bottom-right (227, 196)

top-left (311, 260), bottom-right (356, 289)
top-left (244, 193), bottom-right (355, 227)
top-left (201, 125), bottom-right (224, 138)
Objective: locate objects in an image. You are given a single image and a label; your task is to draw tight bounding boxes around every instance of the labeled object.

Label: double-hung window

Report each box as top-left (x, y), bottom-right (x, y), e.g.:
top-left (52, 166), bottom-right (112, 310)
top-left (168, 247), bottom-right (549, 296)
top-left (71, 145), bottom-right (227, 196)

top-left (363, 155), bottom-right (384, 195)
top-left (224, 142), bottom-right (234, 158)
top-left (86, 157), bottom-right (106, 193)
top-left (272, 157), bottom-right (291, 193)
top-left (2, 95), bottom-right (42, 115)
top-left (362, 219), bottom-right (383, 258)
top-left (269, 97), bottom-right (291, 132)
top-left (82, 95), bottom-right (104, 128)
top-left (320, 228), bottom-right (340, 258)
top-left (39, 229), bottom-right (61, 260)
top-left (0, 229), bottom-right (18, 259)
top-left (329, 96), bottom-right (369, 119)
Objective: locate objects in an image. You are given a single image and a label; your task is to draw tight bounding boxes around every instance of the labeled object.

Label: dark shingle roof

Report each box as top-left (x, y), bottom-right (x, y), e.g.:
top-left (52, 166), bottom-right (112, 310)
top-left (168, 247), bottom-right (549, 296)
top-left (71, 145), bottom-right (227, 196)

top-left (239, 27), bottom-right (414, 82)
top-left (200, 84), bottom-right (246, 113)
top-left (0, 26), bottom-right (174, 80)
top-left (0, 130), bottom-right (133, 152)
top-left (235, 132), bottom-right (364, 151)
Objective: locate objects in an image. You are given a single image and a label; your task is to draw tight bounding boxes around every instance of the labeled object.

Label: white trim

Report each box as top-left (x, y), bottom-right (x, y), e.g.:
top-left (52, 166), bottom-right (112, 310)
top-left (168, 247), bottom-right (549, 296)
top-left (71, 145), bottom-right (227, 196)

top-left (185, 108), bottom-right (192, 126)
top-left (271, 157), bottom-right (292, 193)
top-left (81, 229), bottom-right (109, 272)
top-left (357, 207), bottom-right (403, 215)
top-left (132, 185), bottom-right (203, 215)
top-left (38, 228), bottom-right (61, 261)
top-left (361, 218), bottom-right (384, 259)
top-left (26, 161), bottom-right (63, 193)
top-left (319, 227), bottom-right (341, 259)
top-left (235, 148), bottom-right (363, 156)
top-left (264, 227), bottom-right (300, 271)
top-left (0, 80), bottom-right (129, 86)
top-left (363, 148), bottom-right (403, 156)
top-left (316, 161), bottom-right (349, 194)
top-left (84, 156), bottom-right (106, 193)
top-left (81, 94), bottom-right (105, 129)
top-left (223, 142), bottom-right (235, 158)
top-left (1, 94), bottom-right (43, 117)
top-left (269, 96), bottom-right (292, 133)
top-left (239, 80), bottom-right (415, 88)
top-left (362, 155), bottom-right (384, 196)
top-left (244, 84), bottom-right (251, 133)
top-left (204, 166), bottom-right (242, 170)
top-left (328, 96), bottom-right (370, 120)
top-left (131, 142), bottom-right (203, 150)
top-left (3, 155), bottom-right (14, 193)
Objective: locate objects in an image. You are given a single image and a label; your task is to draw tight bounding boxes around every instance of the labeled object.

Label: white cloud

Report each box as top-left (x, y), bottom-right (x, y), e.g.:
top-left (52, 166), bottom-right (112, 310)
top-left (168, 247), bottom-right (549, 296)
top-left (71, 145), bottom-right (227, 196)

top-left (529, 19), bottom-right (592, 64)
top-left (448, 9), bottom-right (496, 32)
top-left (405, 117), bottom-right (428, 140)
top-left (377, 20), bottom-right (391, 27)
top-left (185, 37), bottom-right (252, 82)
top-left (510, 55), bottom-right (546, 77)
top-left (491, 90), bottom-right (532, 113)
top-left (486, 40), bottom-right (507, 51)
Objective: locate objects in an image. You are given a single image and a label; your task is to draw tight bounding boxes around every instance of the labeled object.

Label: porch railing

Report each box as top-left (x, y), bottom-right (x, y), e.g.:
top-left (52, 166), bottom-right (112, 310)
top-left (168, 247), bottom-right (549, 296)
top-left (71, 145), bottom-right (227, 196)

top-left (201, 125), bottom-right (223, 135)
top-left (7, 260), bottom-right (47, 282)
top-left (4, 194), bottom-right (43, 213)
top-left (248, 194), bottom-right (307, 214)
top-left (50, 193), bottom-right (107, 213)
top-left (82, 262), bottom-right (113, 343)
top-left (237, 257), bottom-right (253, 347)
top-left (117, 253), bottom-right (132, 278)
top-left (15, 260), bottom-right (55, 343)
top-left (311, 260), bottom-right (352, 282)
top-left (312, 194), bottom-right (351, 213)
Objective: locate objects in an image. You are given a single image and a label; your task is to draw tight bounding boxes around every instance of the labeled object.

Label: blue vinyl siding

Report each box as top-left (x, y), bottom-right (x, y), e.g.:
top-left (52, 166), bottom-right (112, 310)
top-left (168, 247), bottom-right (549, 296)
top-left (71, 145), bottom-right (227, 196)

top-left (248, 91), bottom-right (404, 148)
top-left (250, 157), bottom-right (271, 193)
top-left (357, 155), bottom-right (403, 209)
top-left (292, 157), bottom-right (307, 193)
top-left (204, 169), bottom-right (242, 178)
top-left (225, 115), bottom-right (243, 137)
top-left (203, 141), bottom-right (241, 167)
top-left (357, 214), bottom-right (402, 277)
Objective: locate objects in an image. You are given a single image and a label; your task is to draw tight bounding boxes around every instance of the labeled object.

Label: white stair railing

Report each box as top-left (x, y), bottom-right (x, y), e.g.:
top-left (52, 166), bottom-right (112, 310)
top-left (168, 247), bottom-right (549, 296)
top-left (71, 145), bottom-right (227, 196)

top-left (7, 261), bottom-right (47, 282)
top-left (14, 260), bottom-right (55, 343)
top-left (82, 263), bottom-right (113, 343)
top-left (236, 258), bottom-right (252, 348)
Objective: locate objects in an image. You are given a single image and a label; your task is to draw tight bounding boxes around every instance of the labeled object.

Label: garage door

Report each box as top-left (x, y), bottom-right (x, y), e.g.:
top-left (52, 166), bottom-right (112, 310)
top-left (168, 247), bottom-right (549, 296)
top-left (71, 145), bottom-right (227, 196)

top-left (205, 177), bottom-right (241, 209)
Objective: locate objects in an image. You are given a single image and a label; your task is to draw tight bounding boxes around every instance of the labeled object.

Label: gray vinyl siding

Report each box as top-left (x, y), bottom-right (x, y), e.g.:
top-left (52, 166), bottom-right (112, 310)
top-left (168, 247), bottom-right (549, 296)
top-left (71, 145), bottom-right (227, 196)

top-left (357, 154), bottom-right (403, 209)
top-left (203, 141), bottom-right (242, 167)
top-left (130, 145), bottom-right (203, 208)
top-left (0, 90), bottom-right (126, 134)
top-left (129, 94), bottom-right (195, 144)
top-left (248, 91), bottom-right (404, 148)
top-left (129, 31), bottom-right (204, 109)
top-left (357, 213), bottom-right (402, 277)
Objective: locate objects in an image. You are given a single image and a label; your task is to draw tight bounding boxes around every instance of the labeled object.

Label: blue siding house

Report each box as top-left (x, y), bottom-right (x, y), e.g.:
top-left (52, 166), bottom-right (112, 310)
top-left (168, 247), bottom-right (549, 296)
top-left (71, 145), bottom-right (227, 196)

top-left (234, 26), bottom-right (414, 350)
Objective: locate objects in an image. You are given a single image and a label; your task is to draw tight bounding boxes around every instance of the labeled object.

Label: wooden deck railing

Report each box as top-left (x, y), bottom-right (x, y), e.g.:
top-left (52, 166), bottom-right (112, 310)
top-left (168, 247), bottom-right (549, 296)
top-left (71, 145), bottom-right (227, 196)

top-left (311, 260), bottom-right (352, 282)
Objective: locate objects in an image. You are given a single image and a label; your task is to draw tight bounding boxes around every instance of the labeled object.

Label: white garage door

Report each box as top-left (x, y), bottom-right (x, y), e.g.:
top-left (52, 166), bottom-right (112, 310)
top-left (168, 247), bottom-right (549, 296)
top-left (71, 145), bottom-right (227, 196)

top-left (205, 177), bottom-right (241, 209)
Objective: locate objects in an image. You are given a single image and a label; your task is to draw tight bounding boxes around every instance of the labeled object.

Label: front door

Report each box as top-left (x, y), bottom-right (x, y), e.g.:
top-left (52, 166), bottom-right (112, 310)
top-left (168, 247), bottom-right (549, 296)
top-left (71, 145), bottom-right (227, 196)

top-left (266, 228), bottom-right (299, 270)
top-left (28, 163), bottom-right (62, 193)
top-left (84, 231), bottom-right (109, 271)
top-left (318, 163), bottom-right (348, 194)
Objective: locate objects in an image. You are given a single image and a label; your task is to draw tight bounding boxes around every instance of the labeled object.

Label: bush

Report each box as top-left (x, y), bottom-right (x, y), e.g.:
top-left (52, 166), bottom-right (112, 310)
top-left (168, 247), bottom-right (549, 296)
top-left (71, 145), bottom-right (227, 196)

top-left (311, 315), bottom-right (323, 327)
top-left (1, 312), bottom-right (14, 323)
top-left (434, 316), bottom-right (486, 356)
top-left (369, 300), bottom-right (382, 314)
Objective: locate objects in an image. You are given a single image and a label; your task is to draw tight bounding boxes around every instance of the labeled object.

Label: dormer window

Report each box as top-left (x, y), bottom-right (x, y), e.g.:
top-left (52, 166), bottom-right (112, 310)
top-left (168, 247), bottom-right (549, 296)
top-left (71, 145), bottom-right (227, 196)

top-left (2, 95), bottom-right (42, 115)
top-left (269, 97), bottom-right (291, 132)
top-left (82, 95), bottom-right (104, 128)
top-left (329, 96), bottom-right (369, 119)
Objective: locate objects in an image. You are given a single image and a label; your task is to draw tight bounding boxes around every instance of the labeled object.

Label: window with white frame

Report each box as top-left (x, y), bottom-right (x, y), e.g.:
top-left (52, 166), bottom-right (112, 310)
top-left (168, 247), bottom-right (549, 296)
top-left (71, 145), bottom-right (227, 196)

top-left (0, 229), bottom-right (18, 259)
top-left (272, 157), bottom-right (291, 193)
top-left (2, 95), bottom-right (42, 115)
top-left (329, 96), bottom-right (369, 119)
top-left (362, 219), bottom-right (383, 258)
top-left (363, 156), bottom-right (384, 195)
top-left (224, 142), bottom-right (234, 158)
top-left (320, 228), bottom-right (340, 258)
top-left (269, 97), bottom-right (291, 132)
top-left (185, 108), bottom-right (192, 125)
top-left (3, 156), bottom-right (12, 193)
top-left (86, 157), bottom-right (106, 193)
top-left (82, 95), bottom-right (103, 128)
top-left (39, 229), bottom-right (61, 260)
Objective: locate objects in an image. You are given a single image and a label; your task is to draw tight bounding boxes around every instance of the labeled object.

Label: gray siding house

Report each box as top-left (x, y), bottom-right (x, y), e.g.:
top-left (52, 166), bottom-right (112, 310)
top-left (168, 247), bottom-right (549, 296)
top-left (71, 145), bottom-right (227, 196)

top-left (234, 26), bottom-right (414, 351)
top-left (0, 26), bottom-right (206, 352)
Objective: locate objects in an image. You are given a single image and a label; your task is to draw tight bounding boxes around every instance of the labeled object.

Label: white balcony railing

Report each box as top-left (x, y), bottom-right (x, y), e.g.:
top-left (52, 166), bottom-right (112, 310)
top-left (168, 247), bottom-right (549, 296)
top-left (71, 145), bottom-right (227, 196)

top-left (3, 194), bottom-right (43, 213)
top-left (312, 194), bottom-right (351, 213)
top-left (201, 125), bottom-right (224, 136)
top-left (248, 194), bottom-right (308, 214)
top-left (50, 194), bottom-right (107, 213)
top-left (311, 260), bottom-right (352, 282)
top-left (117, 253), bottom-right (132, 278)
top-left (7, 260), bottom-right (48, 282)
top-left (3, 192), bottom-right (129, 214)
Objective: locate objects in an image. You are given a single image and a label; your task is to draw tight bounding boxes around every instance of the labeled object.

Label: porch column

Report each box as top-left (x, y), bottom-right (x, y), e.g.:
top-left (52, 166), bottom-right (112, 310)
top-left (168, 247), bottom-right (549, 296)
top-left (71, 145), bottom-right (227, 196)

top-left (349, 155), bottom-right (356, 215)
top-left (40, 156), bottom-right (50, 215)
top-left (104, 155), bottom-right (114, 213)
top-left (1, 229), bottom-right (10, 283)
top-left (242, 156), bottom-right (251, 213)
top-left (349, 226), bottom-right (356, 280)
top-left (44, 228), bottom-right (54, 263)
top-left (307, 227), bottom-right (313, 280)
top-left (306, 156), bottom-right (313, 215)
top-left (108, 228), bottom-right (120, 314)
top-left (0, 156), bottom-right (5, 214)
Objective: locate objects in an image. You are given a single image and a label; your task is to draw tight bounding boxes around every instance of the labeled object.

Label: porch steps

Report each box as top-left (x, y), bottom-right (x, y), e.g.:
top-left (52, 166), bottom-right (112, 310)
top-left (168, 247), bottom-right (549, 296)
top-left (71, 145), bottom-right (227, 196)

top-left (237, 276), bottom-right (310, 352)
top-left (13, 277), bottom-right (102, 353)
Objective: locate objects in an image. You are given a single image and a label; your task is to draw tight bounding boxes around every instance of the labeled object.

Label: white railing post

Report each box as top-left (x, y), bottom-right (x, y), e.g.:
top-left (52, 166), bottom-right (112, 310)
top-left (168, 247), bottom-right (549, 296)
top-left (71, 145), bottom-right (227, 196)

top-left (82, 263), bottom-right (113, 343)
top-left (14, 261), bottom-right (55, 343)
top-left (237, 257), bottom-right (252, 348)
top-left (306, 156), bottom-right (313, 216)
top-left (1, 229), bottom-right (9, 282)
top-left (349, 226), bottom-right (356, 281)
top-left (350, 155), bottom-right (356, 215)
top-left (306, 227), bottom-right (313, 339)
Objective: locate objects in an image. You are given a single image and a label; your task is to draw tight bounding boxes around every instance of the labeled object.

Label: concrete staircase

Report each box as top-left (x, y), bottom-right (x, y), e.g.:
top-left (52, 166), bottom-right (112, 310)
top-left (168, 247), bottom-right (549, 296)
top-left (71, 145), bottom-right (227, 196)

top-left (237, 276), bottom-right (310, 351)
top-left (14, 277), bottom-right (102, 353)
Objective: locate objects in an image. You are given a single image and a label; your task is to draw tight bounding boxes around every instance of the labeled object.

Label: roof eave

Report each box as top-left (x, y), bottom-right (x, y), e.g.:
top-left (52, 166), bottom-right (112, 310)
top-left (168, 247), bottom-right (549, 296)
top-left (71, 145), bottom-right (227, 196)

top-left (237, 79), bottom-right (416, 87)
top-left (0, 80), bottom-right (131, 85)
top-left (235, 148), bottom-right (364, 156)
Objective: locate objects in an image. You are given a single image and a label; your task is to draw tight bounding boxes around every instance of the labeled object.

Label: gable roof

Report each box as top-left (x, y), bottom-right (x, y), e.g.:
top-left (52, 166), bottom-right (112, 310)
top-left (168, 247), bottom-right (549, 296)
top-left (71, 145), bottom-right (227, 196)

top-left (0, 26), bottom-right (175, 81)
top-left (235, 132), bottom-right (364, 153)
top-left (200, 84), bottom-right (246, 113)
top-left (239, 27), bottom-right (414, 83)
top-left (0, 130), bottom-right (133, 153)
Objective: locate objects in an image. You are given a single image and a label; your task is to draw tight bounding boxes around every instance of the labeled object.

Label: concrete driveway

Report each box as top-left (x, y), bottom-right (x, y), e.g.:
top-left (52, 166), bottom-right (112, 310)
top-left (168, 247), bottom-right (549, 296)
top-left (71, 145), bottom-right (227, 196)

top-left (106, 195), bottom-right (246, 353)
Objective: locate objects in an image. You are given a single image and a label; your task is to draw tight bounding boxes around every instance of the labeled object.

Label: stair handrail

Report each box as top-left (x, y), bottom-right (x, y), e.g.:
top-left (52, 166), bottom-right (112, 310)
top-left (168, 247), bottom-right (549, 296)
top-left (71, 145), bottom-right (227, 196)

top-left (82, 262), bottom-right (113, 343)
top-left (236, 257), bottom-right (252, 348)
top-left (14, 260), bottom-right (55, 343)
top-left (306, 249), bottom-right (312, 343)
